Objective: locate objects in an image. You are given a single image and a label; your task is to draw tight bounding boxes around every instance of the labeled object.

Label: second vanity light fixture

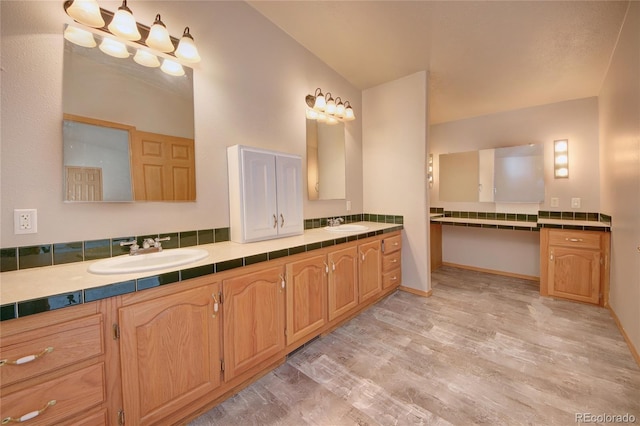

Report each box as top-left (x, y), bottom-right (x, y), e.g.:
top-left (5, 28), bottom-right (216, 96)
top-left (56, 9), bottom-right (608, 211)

top-left (63, 0), bottom-right (201, 77)
top-left (305, 88), bottom-right (356, 124)
top-left (554, 139), bottom-right (569, 178)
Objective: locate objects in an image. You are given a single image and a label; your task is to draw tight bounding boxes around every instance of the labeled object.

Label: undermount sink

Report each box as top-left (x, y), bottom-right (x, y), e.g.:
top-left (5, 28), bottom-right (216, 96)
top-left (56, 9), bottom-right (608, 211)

top-left (88, 248), bottom-right (209, 275)
top-left (324, 224), bottom-right (369, 232)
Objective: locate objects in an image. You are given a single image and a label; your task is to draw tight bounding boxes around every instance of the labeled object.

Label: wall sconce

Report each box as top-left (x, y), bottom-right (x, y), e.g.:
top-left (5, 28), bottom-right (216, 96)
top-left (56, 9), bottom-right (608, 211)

top-left (305, 88), bottom-right (356, 124)
top-left (428, 154), bottom-right (434, 188)
top-left (554, 139), bottom-right (569, 178)
top-left (63, 0), bottom-right (201, 77)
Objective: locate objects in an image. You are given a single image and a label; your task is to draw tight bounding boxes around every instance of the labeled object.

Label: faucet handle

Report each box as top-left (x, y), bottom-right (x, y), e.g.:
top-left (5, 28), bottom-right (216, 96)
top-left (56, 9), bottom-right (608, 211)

top-left (120, 239), bottom-right (139, 252)
top-left (154, 236), bottom-right (170, 248)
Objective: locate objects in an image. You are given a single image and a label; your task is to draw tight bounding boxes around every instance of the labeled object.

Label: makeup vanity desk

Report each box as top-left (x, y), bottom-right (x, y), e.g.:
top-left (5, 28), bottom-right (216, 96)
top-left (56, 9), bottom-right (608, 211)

top-left (430, 211), bottom-right (611, 307)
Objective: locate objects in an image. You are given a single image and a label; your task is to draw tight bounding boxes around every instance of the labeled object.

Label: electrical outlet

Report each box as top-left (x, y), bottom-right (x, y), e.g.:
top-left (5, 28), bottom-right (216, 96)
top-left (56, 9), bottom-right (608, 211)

top-left (571, 198), bottom-right (581, 209)
top-left (14, 209), bottom-right (37, 234)
top-left (346, 200), bottom-right (352, 211)
top-left (550, 197), bottom-right (559, 208)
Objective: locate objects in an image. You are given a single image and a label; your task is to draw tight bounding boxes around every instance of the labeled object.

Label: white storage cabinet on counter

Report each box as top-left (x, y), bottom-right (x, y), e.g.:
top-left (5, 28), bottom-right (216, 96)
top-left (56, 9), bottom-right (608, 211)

top-left (227, 145), bottom-right (303, 243)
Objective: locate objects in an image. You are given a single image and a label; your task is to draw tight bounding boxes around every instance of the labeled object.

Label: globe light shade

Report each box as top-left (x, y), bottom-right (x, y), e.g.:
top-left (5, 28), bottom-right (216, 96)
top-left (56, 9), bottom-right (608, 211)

top-left (65, 0), bottom-right (105, 28)
top-left (146, 15), bottom-right (174, 53)
top-left (108, 2), bottom-right (141, 41)
top-left (175, 28), bottom-right (201, 63)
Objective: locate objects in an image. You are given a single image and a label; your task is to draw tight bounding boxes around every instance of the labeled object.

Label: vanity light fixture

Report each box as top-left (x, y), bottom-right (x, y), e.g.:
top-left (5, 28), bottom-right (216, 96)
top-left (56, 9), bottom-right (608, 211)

top-left (63, 0), bottom-right (104, 28)
top-left (554, 139), bottom-right (569, 178)
top-left (305, 88), bottom-right (356, 124)
top-left (146, 14), bottom-right (174, 53)
top-left (108, 0), bottom-right (141, 41)
top-left (428, 154), bottom-right (434, 188)
top-left (63, 0), bottom-right (201, 77)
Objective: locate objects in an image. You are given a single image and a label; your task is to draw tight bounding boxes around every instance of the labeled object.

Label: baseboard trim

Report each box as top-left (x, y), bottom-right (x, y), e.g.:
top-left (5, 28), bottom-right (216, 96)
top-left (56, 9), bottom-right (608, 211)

top-left (441, 262), bottom-right (540, 282)
top-left (608, 305), bottom-right (640, 367)
top-left (399, 286), bottom-right (432, 297)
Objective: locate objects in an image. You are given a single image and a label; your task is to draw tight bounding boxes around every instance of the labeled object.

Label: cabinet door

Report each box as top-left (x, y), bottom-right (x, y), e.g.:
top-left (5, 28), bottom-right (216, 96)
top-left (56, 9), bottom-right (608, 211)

top-left (223, 266), bottom-right (285, 380)
top-left (119, 283), bottom-right (221, 425)
top-left (285, 255), bottom-right (327, 345)
top-left (359, 240), bottom-right (382, 303)
top-left (328, 246), bottom-right (359, 321)
top-left (242, 149), bottom-right (279, 241)
top-left (275, 155), bottom-right (304, 237)
top-left (549, 247), bottom-right (600, 304)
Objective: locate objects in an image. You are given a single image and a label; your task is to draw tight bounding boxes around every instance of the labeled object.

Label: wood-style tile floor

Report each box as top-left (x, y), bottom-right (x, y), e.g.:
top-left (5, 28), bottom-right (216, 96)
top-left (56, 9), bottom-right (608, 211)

top-left (189, 266), bottom-right (640, 425)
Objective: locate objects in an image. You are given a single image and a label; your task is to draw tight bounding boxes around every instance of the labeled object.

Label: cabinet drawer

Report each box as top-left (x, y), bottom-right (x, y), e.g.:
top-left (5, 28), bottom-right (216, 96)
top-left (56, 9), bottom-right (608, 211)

top-left (382, 235), bottom-right (402, 254)
top-left (548, 230), bottom-right (601, 250)
top-left (382, 269), bottom-right (401, 289)
top-left (1, 363), bottom-right (105, 426)
top-left (0, 314), bottom-right (103, 387)
top-left (382, 251), bottom-right (401, 272)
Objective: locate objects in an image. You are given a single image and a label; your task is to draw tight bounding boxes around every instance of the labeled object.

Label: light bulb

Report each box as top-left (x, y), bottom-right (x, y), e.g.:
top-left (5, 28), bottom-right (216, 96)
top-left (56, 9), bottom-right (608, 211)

top-left (64, 25), bottom-right (96, 48)
top-left (134, 49), bottom-right (160, 67)
top-left (146, 14), bottom-right (174, 53)
top-left (175, 27), bottom-right (201, 63)
top-left (555, 155), bottom-right (568, 166)
top-left (64, 0), bottom-right (105, 28)
top-left (99, 37), bottom-right (130, 58)
top-left (554, 140), bottom-right (568, 152)
top-left (325, 94), bottom-right (336, 115)
top-left (108, 0), bottom-right (141, 41)
top-left (161, 58), bottom-right (185, 76)
top-left (555, 168), bottom-right (569, 178)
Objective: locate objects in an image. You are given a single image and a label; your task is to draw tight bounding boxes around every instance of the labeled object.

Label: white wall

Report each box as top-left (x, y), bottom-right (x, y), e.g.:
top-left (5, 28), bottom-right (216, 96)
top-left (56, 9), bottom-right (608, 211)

top-left (0, 1), bottom-right (363, 247)
top-left (430, 97), bottom-right (600, 277)
top-left (363, 72), bottom-right (430, 293)
top-left (598, 2), bottom-right (640, 357)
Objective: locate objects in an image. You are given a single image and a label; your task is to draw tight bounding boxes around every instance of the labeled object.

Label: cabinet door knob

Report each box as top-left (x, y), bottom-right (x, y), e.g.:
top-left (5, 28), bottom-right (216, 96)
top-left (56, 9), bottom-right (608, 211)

top-left (280, 214), bottom-right (285, 228)
top-left (273, 214), bottom-right (277, 229)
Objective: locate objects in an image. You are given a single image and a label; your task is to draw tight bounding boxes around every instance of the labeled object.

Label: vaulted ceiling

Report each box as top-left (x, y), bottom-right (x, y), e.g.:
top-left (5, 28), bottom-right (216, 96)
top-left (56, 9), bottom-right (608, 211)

top-left (248, 1), bottom-right (629, 123)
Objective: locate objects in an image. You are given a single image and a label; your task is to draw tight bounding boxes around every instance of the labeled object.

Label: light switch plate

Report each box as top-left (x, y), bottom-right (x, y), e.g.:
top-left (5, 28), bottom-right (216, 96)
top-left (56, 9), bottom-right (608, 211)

top-left (550, 197), bottom-right (559, 208)
top-left (571, 198), bottom-right (581, 209)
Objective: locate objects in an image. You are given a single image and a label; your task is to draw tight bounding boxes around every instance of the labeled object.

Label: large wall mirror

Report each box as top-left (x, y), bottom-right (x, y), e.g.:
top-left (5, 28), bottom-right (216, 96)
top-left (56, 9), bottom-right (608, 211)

top-left (306, 119), bottom-right (346, 200)
top-left (62, 25), bottom-right (195, 202)
top-left (439, 143), bottom-right (544, 203)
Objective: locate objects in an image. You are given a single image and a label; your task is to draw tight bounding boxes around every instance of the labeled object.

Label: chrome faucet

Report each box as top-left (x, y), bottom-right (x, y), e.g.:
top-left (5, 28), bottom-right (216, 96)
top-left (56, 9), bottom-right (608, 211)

top-left (327, 217), bottom-right (344, 227)
top-left (120, 236), bottom-right (170, 255)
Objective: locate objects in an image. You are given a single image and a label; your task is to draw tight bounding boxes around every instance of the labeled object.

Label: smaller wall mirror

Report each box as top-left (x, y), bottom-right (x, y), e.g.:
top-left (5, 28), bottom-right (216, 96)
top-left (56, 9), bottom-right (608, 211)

top-left (306, 119), bottom-right (346, 200)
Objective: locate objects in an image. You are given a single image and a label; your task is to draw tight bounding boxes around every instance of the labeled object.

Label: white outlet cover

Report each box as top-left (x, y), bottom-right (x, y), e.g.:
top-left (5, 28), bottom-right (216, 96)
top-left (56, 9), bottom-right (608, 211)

top-left (571, 198), bottom-right (581, 209)
top-left (550, 197), bottom-right (559, 208)
top-left (14, 209), bottom-right (37, 234)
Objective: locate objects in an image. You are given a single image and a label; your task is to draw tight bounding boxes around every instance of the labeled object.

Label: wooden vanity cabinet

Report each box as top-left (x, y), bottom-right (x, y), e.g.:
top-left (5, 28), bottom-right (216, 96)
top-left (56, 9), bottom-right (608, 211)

top-left (381, 234), bottom-right (402, 290)
top-left (285, 254), bottom-right (328, 346)
top-left (118, 281), bottom-right (222, 425)
top-left (222, 265), bottom-right (286, 381)
top-left (540, 228), bottom-right (610, 306)
top-left (358, 239), bottom-right (382, 303)
top-left (0, 303), bottom-right (109, 426)
top-left (327, 245), bottom-right (359, 321)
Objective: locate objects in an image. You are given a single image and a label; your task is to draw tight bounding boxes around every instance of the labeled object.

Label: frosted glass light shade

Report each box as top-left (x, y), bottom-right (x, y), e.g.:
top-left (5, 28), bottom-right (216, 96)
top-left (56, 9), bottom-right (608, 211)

top-left (344, 105), bottom-right (355, 121)
top-left (335, 101), bottom-right (346, 118)
top-left (146, 15), bottom-right (174, 53)
top-left (64, 25), bottom-right (96, 48)
top-left (175, 28), bottom-right (201, 63)
top-left (134, 49), bottom-right (160, 67)
top-left (108, 2), bottom-right (141, 41)
top-left (314, 94), bottom-right (326, 111)
top-left (161, 59), bottom-right (185, 76)
top-left (65, 0), bottom-right (105, 28)
top-left (99, 37), bottom-right (130, 58)
top-left (325, 97), bottom-right (336, 115)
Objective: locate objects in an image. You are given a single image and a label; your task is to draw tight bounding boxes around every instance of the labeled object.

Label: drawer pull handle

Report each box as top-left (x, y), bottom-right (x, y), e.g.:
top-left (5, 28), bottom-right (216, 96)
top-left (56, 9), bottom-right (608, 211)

top-left (566, 238), bottom-right (583, 242)
top-left (2, 400), bottom-right (56, 424)
top-left (212, 293), bottom-right (219, 318)
top-left (391, 259), bottom-right (398, 263)
top-left (0, 347), bottom-right (53, 367)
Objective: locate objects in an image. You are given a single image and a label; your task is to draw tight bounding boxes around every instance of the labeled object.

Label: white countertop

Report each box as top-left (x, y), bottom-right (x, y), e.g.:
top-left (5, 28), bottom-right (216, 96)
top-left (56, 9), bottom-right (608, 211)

top-left (430, 216), bottom-right (538, 228)
top-left (0, 222), bottom-right (400, 305)
top-left (536, 218), bottom-right (611, 228)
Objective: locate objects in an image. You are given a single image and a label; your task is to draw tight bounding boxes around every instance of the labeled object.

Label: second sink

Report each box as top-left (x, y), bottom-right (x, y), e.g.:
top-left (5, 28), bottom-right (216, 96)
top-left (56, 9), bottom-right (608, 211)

top-left (324, 224), bottom-right (369, 232)
top-left (88, 248), bottom-right (209, 275)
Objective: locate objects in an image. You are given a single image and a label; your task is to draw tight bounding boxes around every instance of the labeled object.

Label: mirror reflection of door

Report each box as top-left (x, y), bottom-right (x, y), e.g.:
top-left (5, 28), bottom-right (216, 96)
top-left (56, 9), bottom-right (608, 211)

top-left (65, 166), bottom-right (103, 201)
top-left (63, 115), bottom-right (133, 202)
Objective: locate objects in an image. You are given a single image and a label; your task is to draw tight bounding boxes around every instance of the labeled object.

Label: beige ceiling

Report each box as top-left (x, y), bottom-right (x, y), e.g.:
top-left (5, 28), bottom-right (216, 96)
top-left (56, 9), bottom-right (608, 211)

top-left (247, 1), bottom-right (630, 124)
